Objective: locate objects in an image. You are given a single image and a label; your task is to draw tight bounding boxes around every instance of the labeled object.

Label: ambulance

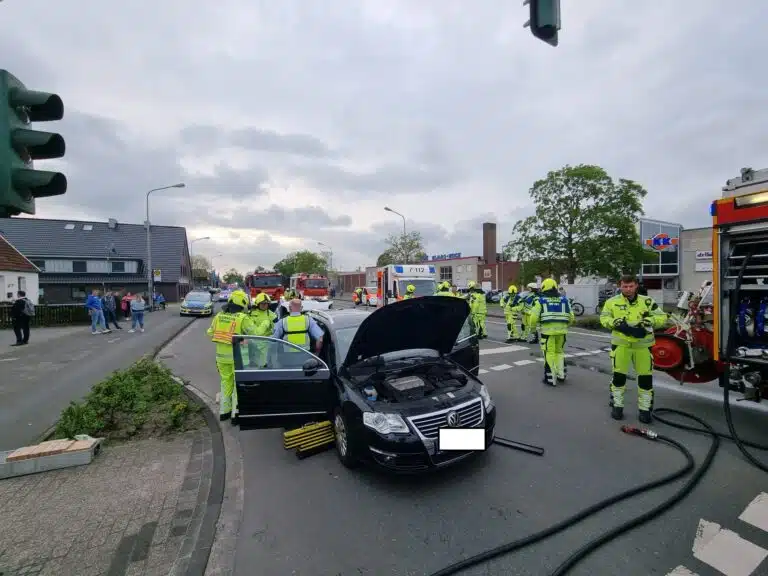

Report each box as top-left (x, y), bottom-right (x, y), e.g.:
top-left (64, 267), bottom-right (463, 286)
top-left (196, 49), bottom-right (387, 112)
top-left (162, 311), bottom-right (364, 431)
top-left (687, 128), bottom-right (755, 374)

top-left (376, 264), bottom-right (437, 307)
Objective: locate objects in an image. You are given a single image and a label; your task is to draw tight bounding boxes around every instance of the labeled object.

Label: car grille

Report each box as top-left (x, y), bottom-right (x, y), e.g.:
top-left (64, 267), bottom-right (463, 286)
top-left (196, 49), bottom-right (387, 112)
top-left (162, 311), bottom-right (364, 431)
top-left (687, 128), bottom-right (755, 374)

top-left (408, 398), bottom-right (484, 440)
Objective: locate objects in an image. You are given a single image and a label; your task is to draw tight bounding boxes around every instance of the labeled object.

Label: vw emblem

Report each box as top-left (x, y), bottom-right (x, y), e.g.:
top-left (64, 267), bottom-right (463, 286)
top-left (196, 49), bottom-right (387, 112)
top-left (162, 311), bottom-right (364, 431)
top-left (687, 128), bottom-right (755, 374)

top-left (446, 411), bottom-right (460, 427)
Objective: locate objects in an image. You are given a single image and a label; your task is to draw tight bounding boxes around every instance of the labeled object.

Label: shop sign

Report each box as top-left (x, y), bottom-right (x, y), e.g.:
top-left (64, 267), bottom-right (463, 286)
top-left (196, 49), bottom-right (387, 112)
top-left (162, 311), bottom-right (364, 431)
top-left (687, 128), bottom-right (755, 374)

top-left (695, 262), bottom-right (713, 272)
top-left (423, 252), bottom-right (462, 261)
top-left (696, 250), bottom-right (713, 260)
top-left (645, 233), bottom-right (679, 251)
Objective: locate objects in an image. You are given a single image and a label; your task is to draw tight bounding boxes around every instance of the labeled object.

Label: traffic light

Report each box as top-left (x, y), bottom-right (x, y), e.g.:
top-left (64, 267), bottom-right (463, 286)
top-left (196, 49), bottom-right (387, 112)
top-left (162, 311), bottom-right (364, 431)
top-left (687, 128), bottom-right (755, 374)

top-left (524, 0), bottom-right (561, 47)
top-left (0, 70), bottom-right (67, 217)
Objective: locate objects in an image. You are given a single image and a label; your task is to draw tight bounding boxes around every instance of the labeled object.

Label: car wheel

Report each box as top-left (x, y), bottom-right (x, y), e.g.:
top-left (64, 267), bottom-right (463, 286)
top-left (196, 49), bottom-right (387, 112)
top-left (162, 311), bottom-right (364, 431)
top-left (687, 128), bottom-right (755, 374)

top-left (333, 408), bottom-right (360, 469)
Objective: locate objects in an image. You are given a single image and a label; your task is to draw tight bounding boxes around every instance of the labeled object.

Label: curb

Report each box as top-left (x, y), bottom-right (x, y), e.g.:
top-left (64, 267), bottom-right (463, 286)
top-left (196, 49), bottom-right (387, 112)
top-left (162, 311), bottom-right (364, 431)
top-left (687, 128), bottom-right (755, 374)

top-left (178, 383), bottom-right (227, 576)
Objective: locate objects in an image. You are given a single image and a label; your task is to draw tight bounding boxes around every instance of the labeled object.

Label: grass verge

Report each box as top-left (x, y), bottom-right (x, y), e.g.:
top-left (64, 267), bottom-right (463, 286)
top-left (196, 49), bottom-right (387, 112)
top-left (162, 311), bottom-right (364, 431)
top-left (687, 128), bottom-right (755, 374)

top-left (53, 357), bottom-right (204, 442)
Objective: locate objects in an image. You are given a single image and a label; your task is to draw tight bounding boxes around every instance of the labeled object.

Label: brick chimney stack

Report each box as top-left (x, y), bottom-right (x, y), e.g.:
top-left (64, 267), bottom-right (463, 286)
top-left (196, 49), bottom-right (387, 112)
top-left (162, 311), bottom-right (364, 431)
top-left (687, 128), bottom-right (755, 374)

top-left (482, 222), bottom-right (496, 264)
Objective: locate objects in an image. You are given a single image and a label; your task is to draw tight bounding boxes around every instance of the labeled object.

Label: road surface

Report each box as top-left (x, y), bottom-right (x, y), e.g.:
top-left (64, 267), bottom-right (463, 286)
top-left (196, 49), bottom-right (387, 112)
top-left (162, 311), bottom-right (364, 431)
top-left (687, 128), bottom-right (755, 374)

top-left (164, 300), bottom-right (768, 576)
top-left (0, 308), bottom-right (193, 451)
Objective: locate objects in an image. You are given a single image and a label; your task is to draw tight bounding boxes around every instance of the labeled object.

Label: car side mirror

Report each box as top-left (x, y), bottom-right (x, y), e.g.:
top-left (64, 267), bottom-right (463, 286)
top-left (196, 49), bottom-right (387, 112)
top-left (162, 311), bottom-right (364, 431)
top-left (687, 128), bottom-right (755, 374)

top-left (303, 358), bottom-right (322, 376)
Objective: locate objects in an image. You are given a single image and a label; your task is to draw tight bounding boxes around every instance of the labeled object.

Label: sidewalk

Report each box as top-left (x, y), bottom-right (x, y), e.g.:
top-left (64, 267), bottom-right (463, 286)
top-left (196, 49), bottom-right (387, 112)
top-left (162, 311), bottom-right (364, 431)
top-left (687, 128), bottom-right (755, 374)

top-left (0, 321), bottom-right (224, 576)
top-left (0, 326), bottom-right (85, 354)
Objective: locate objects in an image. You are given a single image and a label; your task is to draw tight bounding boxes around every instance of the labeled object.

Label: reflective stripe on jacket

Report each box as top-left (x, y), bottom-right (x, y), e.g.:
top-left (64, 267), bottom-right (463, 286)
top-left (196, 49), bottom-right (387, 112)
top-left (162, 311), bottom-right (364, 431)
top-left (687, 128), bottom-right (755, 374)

top-left (529, 295), bottom-right (574, 335)
top-left (599, 294), bottom-right (668, 348)
top-left (283, 314), bottom-right (310, 350)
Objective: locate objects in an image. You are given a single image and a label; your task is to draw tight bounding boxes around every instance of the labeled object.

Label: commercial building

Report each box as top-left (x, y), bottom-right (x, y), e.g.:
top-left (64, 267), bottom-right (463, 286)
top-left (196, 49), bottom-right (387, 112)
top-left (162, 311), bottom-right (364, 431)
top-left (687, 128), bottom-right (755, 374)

top-left (0, 217), bottom-right (193, 304)
top-left (680, 227), bottom-right (713, 293)
top-left (637, 218), bottom-right (683, 304)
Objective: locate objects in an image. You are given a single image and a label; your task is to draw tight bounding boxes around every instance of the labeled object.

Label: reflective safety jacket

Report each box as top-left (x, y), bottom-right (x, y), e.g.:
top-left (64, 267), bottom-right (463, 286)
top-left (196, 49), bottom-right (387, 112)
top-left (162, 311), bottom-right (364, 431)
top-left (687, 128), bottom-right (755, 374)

top-left (282, 314), bottom-right (311, 351)
top-left (529, 293), bottom-right (574, 335)
top-left (402, 293), bottom-right (415, 300)
top-left (505, 293), bottom-right (523, 313)
top-left (522, 292), bottom-right (538, 313)
top-left (469, 290), bottom-right (487, 314)
top-left (599, 293), bottom-right (668, 348)
top-left (206, 311), bottom-right (256, 361)
top-left (249, 308), bottom-right (277, 336)
top-left (435, 289), bottom-right (453, 297)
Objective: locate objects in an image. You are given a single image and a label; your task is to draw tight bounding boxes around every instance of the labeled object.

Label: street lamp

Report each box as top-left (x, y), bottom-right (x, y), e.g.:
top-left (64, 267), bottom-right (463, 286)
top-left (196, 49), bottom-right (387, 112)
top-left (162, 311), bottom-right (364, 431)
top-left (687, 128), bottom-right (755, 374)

top-left (210, 253), bottom-right (224, 287)
top-left (384, 206), bottom-right (408, 262)
top-left (146, 183), bottom-right (185, 298)
top-left (189, 236), bottom-right (211, 288)
top-left (317, 241), bottom-right (333, 272)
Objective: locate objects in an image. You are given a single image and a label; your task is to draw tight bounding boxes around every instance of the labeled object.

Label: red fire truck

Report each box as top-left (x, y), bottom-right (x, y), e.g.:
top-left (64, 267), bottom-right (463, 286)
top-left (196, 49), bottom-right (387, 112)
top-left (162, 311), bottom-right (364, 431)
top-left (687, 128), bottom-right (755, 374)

top-left (289, 273), bottom-right (330, 300)
top-left (244, 270), bottom-right (284, 303)
top-left (650, 167), bottom-right (768, 401)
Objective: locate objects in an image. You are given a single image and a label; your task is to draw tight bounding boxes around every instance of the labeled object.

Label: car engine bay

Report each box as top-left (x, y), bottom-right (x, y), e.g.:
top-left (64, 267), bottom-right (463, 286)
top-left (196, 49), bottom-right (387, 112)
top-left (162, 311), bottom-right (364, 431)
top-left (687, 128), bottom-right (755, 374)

top-left (355, 362), bottom-right (470, 403)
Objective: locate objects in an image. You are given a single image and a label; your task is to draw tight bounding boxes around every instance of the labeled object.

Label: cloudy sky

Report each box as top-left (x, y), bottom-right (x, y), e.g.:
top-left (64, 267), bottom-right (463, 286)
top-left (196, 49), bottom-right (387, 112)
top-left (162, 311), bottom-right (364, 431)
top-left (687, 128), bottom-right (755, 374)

top-left (2, 0), bottom-right (765, 273)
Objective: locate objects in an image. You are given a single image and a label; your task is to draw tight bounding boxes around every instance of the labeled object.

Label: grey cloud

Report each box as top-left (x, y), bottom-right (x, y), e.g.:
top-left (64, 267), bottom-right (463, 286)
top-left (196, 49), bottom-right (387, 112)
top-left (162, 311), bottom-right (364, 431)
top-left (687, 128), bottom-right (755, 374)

top-left (185, 204), bottom-right (352, 233)
top-left (180, 125), bottom-right (334, 158)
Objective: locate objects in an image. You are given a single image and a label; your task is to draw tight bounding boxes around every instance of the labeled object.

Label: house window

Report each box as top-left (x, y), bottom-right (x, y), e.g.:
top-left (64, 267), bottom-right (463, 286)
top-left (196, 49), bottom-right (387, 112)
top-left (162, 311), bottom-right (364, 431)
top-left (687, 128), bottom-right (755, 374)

top-left (439, 266), bottom-right (452, 282)
top-left (64, 223), bottom-right (75, 230)
top-left (83, 224), bottom-right (93, 231)
top-left (18, 276), bottom-right (26, 292)
top-left (484, 269), bottom-right (492, 279)
top-left (72, 260), bottom-right (87, 273)
top-left (31, 260), bottom-right (45, 271)
top-left (111, 261), bottom-right (125, 273)
top-left (71, 286), bottom-right (87, 300)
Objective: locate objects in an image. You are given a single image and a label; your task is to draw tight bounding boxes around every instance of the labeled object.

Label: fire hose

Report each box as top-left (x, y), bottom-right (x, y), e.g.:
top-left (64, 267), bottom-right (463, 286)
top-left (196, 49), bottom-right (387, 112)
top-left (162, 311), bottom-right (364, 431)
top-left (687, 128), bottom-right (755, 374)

top-left (429, 257), bottom-right (768, 576)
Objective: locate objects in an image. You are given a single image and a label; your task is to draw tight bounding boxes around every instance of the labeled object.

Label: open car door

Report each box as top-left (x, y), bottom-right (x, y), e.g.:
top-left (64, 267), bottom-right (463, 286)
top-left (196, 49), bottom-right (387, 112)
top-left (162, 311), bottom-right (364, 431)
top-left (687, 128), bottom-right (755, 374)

top-left (449, 316), bottom-right (480, 376)
top-left (233, 336), bottom-right (335, 430)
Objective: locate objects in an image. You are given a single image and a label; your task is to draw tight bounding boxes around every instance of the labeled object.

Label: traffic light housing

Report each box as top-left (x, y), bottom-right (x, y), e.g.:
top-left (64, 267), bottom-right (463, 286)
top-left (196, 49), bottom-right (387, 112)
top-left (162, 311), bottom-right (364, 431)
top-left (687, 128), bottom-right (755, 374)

top-left (524, 0), bottom-right (561, 47)
top-left (0, 70), bottom-right (67, 217)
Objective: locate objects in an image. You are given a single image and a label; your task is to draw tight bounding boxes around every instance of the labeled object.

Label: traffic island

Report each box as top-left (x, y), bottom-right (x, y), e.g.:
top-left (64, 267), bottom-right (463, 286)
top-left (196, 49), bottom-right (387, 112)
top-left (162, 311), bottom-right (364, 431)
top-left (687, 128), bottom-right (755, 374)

top-left (0, 358), bottom-right (224, 576)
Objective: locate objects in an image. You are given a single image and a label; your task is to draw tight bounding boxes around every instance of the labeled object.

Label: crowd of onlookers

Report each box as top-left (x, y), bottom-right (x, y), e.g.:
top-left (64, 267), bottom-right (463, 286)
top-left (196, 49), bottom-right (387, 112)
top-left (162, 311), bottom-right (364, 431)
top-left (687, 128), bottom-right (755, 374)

top-left (85, 289), bottom-right (153, 334)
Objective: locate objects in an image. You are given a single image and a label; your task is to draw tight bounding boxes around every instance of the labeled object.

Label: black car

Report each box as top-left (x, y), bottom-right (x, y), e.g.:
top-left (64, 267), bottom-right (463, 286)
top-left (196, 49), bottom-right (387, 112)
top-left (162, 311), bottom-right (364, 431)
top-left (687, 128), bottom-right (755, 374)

top-left (233, 296), bottom-right (496, 473)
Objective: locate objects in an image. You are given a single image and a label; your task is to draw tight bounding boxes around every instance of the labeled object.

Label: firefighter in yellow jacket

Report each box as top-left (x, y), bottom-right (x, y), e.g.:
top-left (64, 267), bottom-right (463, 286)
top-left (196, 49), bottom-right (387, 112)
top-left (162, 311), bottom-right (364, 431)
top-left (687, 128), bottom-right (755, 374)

top-left (599, 274), bottom-right (668, 423)
top-left (402, 284), bottom-right (416, 299)
top-left (466, 281), bottom-right (488, 338)
top-left (502, 285), bottom-right (523, 342)
top-left (529, 278), bottom-right (574, 386)
top-left (206, 290), bottom-right (258, 422)
top-left (247, 292), bottom-right (278, 367)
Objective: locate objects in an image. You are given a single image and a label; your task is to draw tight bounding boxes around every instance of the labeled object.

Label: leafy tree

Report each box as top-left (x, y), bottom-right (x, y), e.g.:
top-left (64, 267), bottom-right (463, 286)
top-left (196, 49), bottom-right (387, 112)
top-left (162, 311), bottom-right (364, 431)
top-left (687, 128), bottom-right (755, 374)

top-left (222, 268), bottom-right (244, 285)
top-left (191, 254), bottom-right (211, 282)
top-left (376, 232), bottom-right (427, 266)
top-left (273, 250), bottom-right (328, 278)
top-left (503, 164), bottom-right (648, 283)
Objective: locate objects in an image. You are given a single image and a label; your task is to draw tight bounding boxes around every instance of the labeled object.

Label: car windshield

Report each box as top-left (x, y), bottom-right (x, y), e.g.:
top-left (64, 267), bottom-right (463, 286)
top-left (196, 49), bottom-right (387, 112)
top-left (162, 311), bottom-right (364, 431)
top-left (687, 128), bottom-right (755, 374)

top-left (397, 279), bottom-right (435, 297)
top-left (186, 292), bottom-right (211, 302)
top-left (305, 279), bottom-right (327, 289)
top-left (249, 275), bottom-right (282, 287)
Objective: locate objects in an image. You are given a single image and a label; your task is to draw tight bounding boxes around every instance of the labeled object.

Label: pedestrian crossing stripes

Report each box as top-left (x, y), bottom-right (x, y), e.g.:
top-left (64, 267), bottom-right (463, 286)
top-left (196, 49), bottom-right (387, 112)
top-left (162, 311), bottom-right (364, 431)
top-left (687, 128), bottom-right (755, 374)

top-left (477, 349), bottom-right (608, 374)
top-left (666, 493), bottom-right (768, 576)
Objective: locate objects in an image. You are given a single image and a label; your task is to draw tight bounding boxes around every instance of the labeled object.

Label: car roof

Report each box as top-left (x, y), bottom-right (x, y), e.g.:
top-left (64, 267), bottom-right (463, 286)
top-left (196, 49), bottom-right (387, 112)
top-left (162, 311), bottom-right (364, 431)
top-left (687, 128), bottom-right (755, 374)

top-left (308, 308), bottom-right (369, 332)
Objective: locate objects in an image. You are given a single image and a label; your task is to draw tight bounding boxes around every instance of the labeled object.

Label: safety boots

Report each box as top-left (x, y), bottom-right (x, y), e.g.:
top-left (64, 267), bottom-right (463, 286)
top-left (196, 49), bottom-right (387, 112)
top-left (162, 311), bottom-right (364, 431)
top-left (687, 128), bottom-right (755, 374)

top-left (610, 406), bottom-right (652, 423)
top-left (638, 410), bottom-right (652, 424)
top-left (611, 406), bottom-right (623, 420)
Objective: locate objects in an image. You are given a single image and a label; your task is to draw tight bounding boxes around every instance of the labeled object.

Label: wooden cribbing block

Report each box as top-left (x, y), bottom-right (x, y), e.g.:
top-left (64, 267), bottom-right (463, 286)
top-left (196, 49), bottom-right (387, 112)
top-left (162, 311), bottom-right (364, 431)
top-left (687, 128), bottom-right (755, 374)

top-left (64, 438), bottom-right (99, 453)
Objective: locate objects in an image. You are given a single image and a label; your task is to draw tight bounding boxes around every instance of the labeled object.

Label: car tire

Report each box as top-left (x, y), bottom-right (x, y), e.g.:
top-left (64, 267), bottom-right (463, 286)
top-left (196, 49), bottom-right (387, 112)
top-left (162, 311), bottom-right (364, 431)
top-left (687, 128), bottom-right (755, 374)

top-left (333, 408), bottom-right (360, 469)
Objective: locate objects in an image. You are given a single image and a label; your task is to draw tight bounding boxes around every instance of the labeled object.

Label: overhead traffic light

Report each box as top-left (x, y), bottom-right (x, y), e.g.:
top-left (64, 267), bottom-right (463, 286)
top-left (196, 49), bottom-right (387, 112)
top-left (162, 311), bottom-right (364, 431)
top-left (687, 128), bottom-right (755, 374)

top-left (0, 70), bottom-right (67, 217)
top-left (524, 0), bottom-right (561, 47)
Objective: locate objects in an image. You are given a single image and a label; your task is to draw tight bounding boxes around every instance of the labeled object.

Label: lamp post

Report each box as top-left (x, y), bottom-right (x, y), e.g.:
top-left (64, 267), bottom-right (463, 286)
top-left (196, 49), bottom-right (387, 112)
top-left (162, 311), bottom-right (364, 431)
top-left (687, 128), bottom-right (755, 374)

top-left (146, 183), bottom-right (185, 299)
top-left (210, 253), bottom-right (223, 287)
top-left (317, 241), bottom-right (333, 272)
top-left (384, 206), bottom-right (408, 262)
top-left (189, 236), bottom-right (211, 288)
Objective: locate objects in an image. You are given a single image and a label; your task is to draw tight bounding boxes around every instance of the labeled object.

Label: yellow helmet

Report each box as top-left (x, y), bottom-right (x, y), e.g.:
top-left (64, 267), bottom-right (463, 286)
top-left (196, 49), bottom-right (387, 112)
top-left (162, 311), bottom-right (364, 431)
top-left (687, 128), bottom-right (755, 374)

top-left (508, 285), bottom-right (518, 294)
top-left (406, 284), bottom-right (416, 293)
top-left (541, 278), bottom-right (558, 292)
top-left (467, 281), bottom-right (476, 289)
top-left (228, 290), bottom-right (249, 309)
top-left (254, 292), bottom-right (271, 305)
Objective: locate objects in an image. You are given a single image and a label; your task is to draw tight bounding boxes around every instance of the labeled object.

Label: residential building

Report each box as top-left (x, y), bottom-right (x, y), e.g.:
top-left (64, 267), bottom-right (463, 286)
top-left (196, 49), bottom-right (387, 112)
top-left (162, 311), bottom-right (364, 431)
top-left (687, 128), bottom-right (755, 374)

top-left (0, 217), bottom-right (192, 304)
top-left (0, 235), bottom-right (40, 304)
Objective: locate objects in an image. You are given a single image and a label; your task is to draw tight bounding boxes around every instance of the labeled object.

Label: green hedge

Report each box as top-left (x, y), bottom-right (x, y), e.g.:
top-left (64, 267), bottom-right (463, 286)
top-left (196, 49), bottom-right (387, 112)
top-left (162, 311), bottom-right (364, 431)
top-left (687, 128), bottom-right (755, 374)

top-left (0, 303), bottom-right (91, 328)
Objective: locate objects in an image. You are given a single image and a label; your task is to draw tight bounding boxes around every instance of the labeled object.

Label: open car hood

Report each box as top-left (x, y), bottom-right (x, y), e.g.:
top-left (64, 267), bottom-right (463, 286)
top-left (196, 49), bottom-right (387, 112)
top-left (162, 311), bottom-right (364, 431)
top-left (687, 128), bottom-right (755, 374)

top-left (343, 296), bottom-right (470, 366)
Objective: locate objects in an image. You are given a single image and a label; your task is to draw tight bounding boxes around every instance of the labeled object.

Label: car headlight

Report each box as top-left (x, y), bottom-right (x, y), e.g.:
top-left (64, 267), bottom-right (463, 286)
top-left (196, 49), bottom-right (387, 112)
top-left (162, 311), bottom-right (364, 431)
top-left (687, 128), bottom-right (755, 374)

top-left (362, 412), bottom-right (410, 435)
top-left (479, 384), bottom-right (494, 412)
top-left (204, 303), bottom-right (212, 308)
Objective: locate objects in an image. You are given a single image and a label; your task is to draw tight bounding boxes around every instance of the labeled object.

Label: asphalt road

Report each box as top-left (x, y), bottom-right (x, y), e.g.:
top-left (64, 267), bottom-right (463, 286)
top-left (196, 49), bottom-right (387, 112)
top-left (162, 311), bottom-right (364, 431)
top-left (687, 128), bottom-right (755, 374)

top-left (165, 300), bottom-right (768, 576)
top-left (0, 307), bottom-right (194, 451)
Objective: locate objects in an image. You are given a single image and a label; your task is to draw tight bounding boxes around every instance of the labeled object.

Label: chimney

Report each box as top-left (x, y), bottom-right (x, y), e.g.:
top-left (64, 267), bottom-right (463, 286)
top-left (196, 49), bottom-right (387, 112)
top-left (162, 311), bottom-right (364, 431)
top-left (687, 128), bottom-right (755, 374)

top-left (107, 218), bottom-right (118, 229)
top-left (482, 222), bottom-right (496, 264)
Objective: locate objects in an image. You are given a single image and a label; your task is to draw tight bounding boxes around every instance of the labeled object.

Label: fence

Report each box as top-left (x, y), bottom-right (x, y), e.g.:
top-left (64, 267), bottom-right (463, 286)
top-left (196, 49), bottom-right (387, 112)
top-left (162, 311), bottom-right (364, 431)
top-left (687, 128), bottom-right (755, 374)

top-left (0, 303), bottom-right (91, 329)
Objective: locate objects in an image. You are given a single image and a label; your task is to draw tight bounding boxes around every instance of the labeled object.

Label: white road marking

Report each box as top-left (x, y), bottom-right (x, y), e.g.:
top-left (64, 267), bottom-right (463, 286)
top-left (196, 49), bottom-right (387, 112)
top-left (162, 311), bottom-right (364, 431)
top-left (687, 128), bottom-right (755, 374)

top-left (485, 338), bottom-right (511, 345)
top-left (666, 567), bottom-right (699, 576)
top-left (603, 347), bottom-right (613, 351)
top-left (0, 357), bottom-right (18, 362)
top-left (590, 349), bottom-right (605, 354)
top-left (739, 493), bottom-right (768, 533)
top-left (490, 364), bottom-right (512, 371)
top-left (563, 354), bottom-right (574, 358)
top-left (513, 359), bottom-right (537, 366)
top-left (692, 518), bottom-right (768, 576)
top-left (107, 337), bottom-right (121, 343)
top-left (479, 345), bottom-right (528, 356)
top-left (571, 352), bottom-right (592, 356)
top-left (478, 368), bottom-right (489, 374)
top-left (536, 358), bottom-right (545, 362)
top-left (569, 329), bottom-right (612, 339)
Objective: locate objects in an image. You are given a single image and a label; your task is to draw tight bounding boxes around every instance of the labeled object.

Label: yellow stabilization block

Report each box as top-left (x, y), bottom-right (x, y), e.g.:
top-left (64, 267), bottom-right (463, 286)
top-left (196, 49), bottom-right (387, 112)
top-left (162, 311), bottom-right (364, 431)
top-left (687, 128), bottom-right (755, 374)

top-left (283, 420), bottom-right (335, 451)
